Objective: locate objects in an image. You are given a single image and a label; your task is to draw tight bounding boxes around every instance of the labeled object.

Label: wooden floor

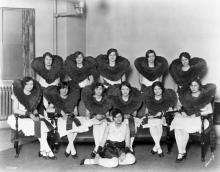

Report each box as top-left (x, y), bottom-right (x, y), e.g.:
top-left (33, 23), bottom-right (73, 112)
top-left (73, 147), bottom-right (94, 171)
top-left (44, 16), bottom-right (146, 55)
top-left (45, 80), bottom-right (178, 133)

top-left (0, 139), bottom-right (220, 172)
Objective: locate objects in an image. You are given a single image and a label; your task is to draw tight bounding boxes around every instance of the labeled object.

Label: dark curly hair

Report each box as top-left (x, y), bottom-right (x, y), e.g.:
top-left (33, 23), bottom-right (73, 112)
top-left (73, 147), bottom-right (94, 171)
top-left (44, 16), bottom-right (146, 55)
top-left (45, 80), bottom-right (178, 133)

top-left (21, 76), bottom-right (34, 90)
top-left (107, 48), bottom-right (119, 58)
top-left (58, 81), bottom-right (69, 94)
top-left (111, 108), bottom-right (124, 122)
top-left (120, 81), bottom-right (132, 96)
top-left (179, 52), bottom-right (191, 61)
top-left (43, 52), bottom-right (53, 59)
top-left (152, 81), bottom-right (165, 95)
top-left (91, 82), bottom-right (105, 96)
top-left (72, 51), bottom-right (85, 60)
top-left (145, 49), bottom-right (156, 59)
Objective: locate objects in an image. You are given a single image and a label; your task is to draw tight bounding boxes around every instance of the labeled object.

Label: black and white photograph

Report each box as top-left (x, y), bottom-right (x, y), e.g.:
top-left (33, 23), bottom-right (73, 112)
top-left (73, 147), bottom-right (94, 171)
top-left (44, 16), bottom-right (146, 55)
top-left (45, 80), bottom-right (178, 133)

top-left (0, 0), bottom-right (220, 171)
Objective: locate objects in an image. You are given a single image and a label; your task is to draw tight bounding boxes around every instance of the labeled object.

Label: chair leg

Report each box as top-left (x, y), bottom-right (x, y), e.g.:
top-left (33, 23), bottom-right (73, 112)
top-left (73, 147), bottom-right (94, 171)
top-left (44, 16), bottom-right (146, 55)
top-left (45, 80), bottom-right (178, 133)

top-left (14, 114), bottom-right (20, 158)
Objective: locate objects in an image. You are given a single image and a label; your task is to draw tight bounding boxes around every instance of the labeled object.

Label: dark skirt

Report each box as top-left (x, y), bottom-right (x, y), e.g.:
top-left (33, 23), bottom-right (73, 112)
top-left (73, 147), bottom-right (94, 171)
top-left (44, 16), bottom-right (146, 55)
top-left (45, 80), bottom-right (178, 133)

top-left (101, 140), bottom-right (125, 158)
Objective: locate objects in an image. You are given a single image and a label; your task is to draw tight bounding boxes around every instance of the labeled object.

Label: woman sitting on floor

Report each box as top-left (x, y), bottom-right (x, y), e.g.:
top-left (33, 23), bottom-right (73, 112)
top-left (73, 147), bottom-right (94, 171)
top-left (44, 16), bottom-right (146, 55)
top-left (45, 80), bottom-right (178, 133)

top-left (142, 81), bottom-right (177, 157)
top-left (109, 81), bottom-right (143, 152)
top-left (44, 81), bottom-right (92, 159)
top-left (81, 108), bottom-right (136, 168)
top-left (170, 78), bottom-right (216, 162)
top-left (7, 77), bottom-right (56, 159)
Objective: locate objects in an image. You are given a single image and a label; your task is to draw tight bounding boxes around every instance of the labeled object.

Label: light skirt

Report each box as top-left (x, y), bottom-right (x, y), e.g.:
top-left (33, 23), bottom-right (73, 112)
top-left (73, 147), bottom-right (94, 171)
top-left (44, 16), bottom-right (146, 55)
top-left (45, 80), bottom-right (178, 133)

top-left (57, 116), bottom-right (90, 137)
top-left (7, 114), bottom-right (49, 136)
top-left (142, 118), bottom-right (163, 128)
top-left (170, 116), bottom-right (209, 133)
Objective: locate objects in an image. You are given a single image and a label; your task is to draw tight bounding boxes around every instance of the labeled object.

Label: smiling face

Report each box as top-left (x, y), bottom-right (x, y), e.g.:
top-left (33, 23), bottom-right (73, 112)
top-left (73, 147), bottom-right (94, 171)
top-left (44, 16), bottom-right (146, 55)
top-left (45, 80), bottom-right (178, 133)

top-left (190, 81), bottom-right (200, 93)
top-left (94, 86), bottom-right (103, 97)
top-left (148, 53), bottom-right (156, 63)
top-left (59, 87), bottom-right (69, 97)
top-left (108, 51), bottom-right (117, 63)
top-left (76, 54), bottom-right (83, 65)
top-left (121, 85), bottom-right (130, 97)
top-left (181, 56), bottom-right (190, 67)
top-left (24, 80), bottom-right (34, 93)
top-left (153, 85), bottom-right (163, 97)
top-left (44, 55), bottom-right (53, 67)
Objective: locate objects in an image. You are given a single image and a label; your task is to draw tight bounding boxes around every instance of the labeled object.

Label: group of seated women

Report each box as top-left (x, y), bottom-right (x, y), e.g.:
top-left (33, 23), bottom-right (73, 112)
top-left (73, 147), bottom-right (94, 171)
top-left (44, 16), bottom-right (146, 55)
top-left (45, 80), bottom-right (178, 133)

top-left (7, 48), bottom-right (216, 167)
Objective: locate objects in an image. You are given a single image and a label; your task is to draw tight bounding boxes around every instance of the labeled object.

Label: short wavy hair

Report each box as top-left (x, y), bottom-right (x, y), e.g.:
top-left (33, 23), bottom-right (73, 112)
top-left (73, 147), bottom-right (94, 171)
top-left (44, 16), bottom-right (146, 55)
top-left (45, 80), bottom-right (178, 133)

top-left (107, 48), bottom-right (119, 58)
top-left (145, 49), bottom-right (156, 59)
top-left (120, 81), bottom-right (132, 96)
top-left (111, 108), bottom-right (124, 122)
top-left (152, 81), bottom-right (165, 95)
top-left (21, 76), bottom-right (34, 90)
top-left (179, 52), bottom-right (191, 61)
top-left (72, 51), bottom-right (85, 60)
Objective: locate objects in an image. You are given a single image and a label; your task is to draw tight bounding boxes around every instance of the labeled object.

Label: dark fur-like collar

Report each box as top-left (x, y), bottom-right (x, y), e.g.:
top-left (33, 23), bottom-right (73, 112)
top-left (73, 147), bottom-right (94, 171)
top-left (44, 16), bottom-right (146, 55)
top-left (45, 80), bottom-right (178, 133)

top-left (81, 85), bottom-right (112, 114)
top-left (144, 89), bottom-right (177, 116)
top-left (96, 54), bottom-right (130, 81)
top-left (110, 87), bottom-right (143, 114)
top-left (64, 55), bottom-right (97, 83)
top-left (44, 81), bottom-right (80, 113)
top-left (169, 57), bottom-right (207, 86)
top-left (134, 56), bottom-right (168, 81)
top-left (31, 55), bottom-right (64, 84)
top-left (179, 83), bottom-right (216, 115)
top-left (13, 79), bottom-right (42, 112)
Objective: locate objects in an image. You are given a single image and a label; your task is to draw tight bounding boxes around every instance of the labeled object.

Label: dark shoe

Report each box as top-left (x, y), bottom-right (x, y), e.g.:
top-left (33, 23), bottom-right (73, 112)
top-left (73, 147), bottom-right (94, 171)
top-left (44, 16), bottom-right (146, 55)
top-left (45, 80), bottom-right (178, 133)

top-left (64, 151), bottom-right (70, 158)
top-left (80, 159), bottom-right (85, 165)
top-left (48, 156), bottom-right (57, 160)
top-left (72, 154), bottom-right (78, 159)
top-left (182, 152), bottom-right (187, 159)
top-left (39, 151), bottom-right (48, 159)
top-left (176, 154), bottom-right (185, 163)
top-left (90, 151), bottom-right (96, 158)
top-left (157, 148), bottom-right (164, 157)
top-left (158, 152), bottom-right (164, 157)
top-left (151, 149), bottom-right (157, 155)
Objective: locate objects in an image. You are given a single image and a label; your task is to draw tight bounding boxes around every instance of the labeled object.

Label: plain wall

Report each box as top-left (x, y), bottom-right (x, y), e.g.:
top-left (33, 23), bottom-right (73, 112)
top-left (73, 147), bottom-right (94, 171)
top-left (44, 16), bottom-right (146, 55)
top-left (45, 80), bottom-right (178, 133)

top-left (86, 0), bottom-right (220, 100)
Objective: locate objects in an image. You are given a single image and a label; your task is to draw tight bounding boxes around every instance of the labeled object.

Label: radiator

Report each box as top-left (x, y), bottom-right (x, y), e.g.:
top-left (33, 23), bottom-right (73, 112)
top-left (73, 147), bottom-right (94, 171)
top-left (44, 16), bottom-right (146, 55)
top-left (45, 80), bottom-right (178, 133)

top-left (0, 85), bottom-right (12, 121)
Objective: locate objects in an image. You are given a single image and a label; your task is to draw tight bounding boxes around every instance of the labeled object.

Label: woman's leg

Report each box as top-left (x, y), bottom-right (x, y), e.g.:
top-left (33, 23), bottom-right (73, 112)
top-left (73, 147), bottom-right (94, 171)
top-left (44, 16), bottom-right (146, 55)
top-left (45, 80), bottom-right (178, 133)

top-left (38, 132), bottom-right (55, 158)
top-left (66, 132), bottom-right (77, 155)
top-left (119, 153), bottom-right (136, 165)
top-left (149, 125), bottom-right (163, 152)
top-left (93, 122), bottom-right (107, 152)
top-left (174, 129), bottom-right (184, 154)
top-left (182, 130), bottom-right (189, 154)
top-left (84, 157), bottom-right (119, 168)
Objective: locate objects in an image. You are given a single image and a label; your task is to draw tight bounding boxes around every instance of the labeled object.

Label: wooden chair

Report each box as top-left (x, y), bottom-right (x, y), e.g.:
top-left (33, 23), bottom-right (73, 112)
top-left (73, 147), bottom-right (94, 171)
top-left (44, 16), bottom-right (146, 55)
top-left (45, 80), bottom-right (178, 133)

top-left (164, 97), bottom-right (216, 162)
top-left (189, 96), bottom-right (216, 162)
top-left (12, 114), bottom-right (36, 158)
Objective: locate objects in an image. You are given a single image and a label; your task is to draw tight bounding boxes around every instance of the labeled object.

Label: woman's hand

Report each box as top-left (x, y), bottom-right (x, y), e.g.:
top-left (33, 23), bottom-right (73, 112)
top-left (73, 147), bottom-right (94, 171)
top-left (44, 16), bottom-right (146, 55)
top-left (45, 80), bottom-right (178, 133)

top-left (124, 114), bottom-right (130, 119)
top-left (95, 114), bottom-right (105, 121)
top-left (30, 114), bottom-right (39, 122)
top-left (61, 110), bottom-right (67, 120)
top-left (181, 112), bottom-right (188, 117)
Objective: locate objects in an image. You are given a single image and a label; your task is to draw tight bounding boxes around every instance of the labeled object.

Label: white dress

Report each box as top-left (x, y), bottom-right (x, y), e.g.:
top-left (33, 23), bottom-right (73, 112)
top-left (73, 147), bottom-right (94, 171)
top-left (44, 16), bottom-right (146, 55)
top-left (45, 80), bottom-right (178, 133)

top-left (170, 104), bottom-right (210, 133)
top-left (37, 75), bottom-right (60, 88)
top-left (7, 95), bottom-right (49, 136)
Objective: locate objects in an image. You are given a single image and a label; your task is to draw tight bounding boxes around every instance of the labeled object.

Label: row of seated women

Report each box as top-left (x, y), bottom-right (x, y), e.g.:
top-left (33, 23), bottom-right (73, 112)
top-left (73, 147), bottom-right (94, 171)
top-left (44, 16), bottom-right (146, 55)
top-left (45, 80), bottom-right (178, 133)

top-left (7, 48), bottom-right (216, 167)
top-left (7, 76), bottom-right (216, 167)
